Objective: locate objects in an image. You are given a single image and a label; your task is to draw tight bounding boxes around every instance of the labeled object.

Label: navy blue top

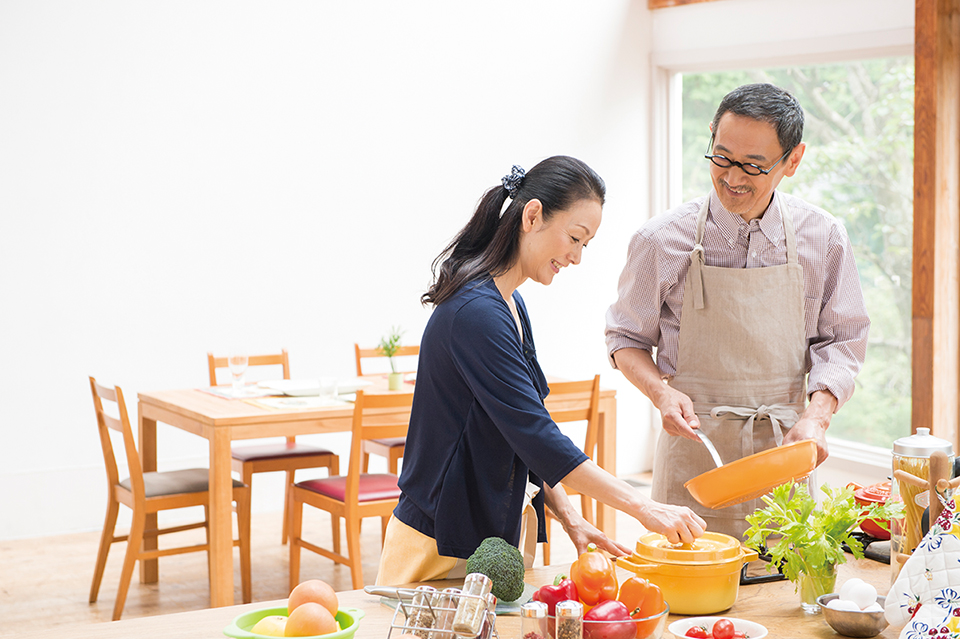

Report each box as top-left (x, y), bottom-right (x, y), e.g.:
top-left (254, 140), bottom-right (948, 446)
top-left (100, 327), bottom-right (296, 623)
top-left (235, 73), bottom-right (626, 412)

top-left (395, 278), bottom-right (588, 558)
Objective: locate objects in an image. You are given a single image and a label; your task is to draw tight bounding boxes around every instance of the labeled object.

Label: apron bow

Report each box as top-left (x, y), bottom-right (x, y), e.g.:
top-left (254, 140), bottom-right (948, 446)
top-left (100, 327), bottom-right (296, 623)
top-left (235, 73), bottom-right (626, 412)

top-left (709, 404), bottom-right (799, 457)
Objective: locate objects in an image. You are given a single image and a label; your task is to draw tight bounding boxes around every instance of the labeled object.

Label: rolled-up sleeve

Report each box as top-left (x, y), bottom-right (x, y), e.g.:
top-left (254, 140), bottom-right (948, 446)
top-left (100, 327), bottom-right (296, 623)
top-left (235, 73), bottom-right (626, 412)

top-left (806, 224), bottom-right (870, 410)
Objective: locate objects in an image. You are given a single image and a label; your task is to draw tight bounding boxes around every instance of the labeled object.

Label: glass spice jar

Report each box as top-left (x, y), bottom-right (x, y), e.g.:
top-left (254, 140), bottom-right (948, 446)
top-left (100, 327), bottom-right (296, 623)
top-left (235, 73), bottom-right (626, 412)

top-left (520, 601), bottom-right (548, 639)
top-left (430, 588), bottom-right (461, 639)
top-left (555, 600), bottom-right (583, 639)
top-left (477, 593), bottom-right (498, 639)
top-left (453, 573), bottom-right (493, 637)
top-left (408, 585), bottom-right (438, 639)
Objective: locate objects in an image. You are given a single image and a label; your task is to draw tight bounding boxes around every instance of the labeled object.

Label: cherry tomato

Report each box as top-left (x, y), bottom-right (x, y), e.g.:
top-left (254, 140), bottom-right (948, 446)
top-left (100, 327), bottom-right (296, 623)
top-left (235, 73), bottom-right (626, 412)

top-left (712, 619), bottom-right (735, 639)
top-left (684, 626), bottom-right (709, 639)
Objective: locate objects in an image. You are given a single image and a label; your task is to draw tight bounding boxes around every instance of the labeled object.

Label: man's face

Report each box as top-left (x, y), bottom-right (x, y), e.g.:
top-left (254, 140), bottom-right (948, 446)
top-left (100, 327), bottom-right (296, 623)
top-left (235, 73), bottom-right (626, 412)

top-left (708, 112), bottom-right (804, 221)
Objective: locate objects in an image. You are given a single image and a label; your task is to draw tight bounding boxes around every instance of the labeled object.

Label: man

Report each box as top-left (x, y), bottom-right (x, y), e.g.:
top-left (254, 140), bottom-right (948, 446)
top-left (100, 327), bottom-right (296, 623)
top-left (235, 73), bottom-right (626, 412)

top-left (605, 83), bottom-right (870, 538)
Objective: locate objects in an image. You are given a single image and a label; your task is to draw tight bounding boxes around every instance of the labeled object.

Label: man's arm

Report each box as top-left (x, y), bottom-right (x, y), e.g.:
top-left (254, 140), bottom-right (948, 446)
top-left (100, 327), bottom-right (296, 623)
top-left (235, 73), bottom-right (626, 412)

top-left (612, 347), bottom-right (701, 440)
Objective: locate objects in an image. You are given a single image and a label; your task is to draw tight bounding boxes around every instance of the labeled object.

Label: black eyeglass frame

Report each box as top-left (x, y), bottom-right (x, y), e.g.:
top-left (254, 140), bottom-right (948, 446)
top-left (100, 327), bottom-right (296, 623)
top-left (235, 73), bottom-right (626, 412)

top-left (704, 143), bottom-right (792, 176)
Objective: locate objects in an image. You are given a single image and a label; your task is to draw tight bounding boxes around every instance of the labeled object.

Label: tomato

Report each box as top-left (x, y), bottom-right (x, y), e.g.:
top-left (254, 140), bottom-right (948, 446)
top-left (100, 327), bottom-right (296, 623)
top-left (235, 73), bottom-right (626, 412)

top-left (582, 600), bottom-right (636, 639)
top-left (712, 619), bottom-right (735, 639)
top-left (616, 577), bottom-right (665, 638)
top-left (684, 627), bottom-right (709, 639)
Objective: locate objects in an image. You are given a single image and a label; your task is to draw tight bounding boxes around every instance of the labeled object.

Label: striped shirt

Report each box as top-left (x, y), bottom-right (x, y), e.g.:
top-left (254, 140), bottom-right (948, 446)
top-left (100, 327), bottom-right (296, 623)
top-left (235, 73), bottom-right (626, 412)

top-left (605, 190), bottom-right (870, 409)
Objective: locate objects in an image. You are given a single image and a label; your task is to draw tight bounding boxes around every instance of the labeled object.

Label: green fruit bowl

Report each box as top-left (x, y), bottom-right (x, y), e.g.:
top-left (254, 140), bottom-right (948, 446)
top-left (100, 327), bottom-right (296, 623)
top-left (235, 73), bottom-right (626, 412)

top-left (223, 606), bottom-right (364, 639)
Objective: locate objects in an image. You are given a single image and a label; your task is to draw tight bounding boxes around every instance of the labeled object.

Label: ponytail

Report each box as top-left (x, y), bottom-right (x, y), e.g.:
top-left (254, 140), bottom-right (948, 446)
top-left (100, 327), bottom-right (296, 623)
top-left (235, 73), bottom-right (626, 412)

top-left (422, 156), bottom-right (605, 307)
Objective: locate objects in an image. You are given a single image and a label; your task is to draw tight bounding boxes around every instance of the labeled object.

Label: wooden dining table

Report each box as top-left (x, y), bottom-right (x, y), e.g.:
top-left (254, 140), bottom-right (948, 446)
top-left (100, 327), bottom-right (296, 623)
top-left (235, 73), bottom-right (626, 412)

top-left (35, 557), bottom-right (899, 639)
top-left (137, 377), bottom-right (617, 607)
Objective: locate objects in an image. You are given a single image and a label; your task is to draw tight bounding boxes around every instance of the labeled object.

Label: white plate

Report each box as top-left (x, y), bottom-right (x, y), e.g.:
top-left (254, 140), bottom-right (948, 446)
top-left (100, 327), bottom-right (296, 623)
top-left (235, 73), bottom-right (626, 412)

top-left (336, 377), bottom-right (374, 395)
top-left (257, 379), bottom-right (320, 397)
top-left (668, 616), bottom-right (767, 639)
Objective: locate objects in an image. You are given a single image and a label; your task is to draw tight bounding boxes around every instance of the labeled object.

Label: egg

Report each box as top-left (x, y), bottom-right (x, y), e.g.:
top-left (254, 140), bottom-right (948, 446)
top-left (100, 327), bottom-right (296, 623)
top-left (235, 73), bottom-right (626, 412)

top-left (839, 578), bottom-right (865, 601)
top-left (827, 599), bottom-right (862, 612)
top-left (862, 602), bottom-right (884, 613)
top-left (846, 581), bottom-right (878, 610)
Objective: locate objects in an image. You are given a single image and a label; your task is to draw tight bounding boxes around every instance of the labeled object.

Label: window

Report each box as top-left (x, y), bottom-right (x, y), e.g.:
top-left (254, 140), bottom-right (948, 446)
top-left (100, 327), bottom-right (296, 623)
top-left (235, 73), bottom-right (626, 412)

top-left (680, 59), bottom-right (914, 447)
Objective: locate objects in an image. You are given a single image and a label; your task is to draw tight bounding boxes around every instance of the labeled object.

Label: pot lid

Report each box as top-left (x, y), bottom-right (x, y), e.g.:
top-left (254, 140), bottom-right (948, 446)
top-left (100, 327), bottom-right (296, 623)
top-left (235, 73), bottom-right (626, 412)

top-left (633, 531), bottom-right (744, 565)
top-left (854, 480), bottom-right (891, 503)
top-left (893, 428), bottom-right (954, 457)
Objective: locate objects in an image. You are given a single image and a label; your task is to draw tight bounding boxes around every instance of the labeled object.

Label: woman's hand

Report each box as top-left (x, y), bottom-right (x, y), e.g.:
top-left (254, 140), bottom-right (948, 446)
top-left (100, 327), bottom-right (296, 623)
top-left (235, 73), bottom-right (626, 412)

top-left (542, 482), bottom-right (631, 557)
top-left (634, 499), bottom-right (707, 545)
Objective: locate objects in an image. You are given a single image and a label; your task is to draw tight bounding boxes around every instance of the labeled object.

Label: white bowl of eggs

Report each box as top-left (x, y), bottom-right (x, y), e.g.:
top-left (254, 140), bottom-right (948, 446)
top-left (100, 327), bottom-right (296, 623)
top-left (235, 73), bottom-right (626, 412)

top-left (817, 578), bottom-right (889, 638)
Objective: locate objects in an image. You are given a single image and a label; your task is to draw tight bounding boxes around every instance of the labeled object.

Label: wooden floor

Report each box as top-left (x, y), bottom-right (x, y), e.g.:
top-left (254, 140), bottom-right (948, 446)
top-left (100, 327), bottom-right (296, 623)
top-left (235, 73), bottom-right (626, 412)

top-left (0, 480), bottom-right (651, 636)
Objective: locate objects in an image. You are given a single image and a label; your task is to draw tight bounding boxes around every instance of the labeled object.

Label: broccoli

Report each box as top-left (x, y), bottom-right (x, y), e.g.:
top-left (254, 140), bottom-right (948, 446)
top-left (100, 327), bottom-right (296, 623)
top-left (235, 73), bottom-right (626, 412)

top-left (464, 536), bottom-right (526, 602)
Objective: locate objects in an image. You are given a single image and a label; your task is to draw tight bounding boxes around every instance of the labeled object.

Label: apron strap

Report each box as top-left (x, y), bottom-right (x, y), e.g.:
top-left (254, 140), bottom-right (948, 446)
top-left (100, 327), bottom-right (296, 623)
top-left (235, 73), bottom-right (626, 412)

top-left (709, 404), bottom-right (799, 457)
top-left (690, 244), bottom-right (706, 310)
top-left (776, 192), bottom-right (799, 265)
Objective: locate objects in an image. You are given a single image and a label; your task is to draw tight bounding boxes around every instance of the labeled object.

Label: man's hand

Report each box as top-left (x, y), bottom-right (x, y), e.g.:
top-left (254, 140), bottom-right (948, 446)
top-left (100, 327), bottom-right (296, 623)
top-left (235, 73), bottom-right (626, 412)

top-left (782, 390), bottom-right (837, 466)
top-left (654, 384), bottom-right (700, 440)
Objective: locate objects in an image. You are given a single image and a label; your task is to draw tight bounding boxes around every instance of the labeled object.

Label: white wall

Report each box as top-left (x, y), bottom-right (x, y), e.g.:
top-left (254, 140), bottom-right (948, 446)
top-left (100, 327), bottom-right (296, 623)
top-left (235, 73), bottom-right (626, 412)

top-left (0, 0), bottom-right (916, 541)
top-left (0, 1), bottom-right (656, 540)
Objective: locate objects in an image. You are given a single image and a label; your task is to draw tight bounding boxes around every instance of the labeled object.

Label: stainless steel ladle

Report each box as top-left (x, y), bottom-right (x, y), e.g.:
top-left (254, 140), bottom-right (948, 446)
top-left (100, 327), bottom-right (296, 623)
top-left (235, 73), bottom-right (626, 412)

top-left (696, 430), bottom-right (723, 468)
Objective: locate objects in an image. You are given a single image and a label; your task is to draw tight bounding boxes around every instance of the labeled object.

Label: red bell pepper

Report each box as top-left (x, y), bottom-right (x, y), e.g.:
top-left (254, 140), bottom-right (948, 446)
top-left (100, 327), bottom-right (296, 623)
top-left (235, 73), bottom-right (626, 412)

top-left (582, 600), bottom-right (636, 639)
top-left (531, 574), bottom-right (579, 617)
top-left (569, 544), bottom-right (618, 607)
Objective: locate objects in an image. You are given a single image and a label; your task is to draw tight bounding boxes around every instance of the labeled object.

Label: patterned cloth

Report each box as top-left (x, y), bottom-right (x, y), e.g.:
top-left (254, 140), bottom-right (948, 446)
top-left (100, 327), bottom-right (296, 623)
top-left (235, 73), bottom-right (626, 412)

top-left (886, 493), bottom-right (960, 638)
top-left (604, 189), bottom-right (869, 409)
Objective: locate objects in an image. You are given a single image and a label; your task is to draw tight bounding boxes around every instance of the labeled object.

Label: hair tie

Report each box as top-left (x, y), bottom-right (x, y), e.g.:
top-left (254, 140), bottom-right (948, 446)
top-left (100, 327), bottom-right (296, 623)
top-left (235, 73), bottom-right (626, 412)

top-left (501, 165), bottom-right (525, 199)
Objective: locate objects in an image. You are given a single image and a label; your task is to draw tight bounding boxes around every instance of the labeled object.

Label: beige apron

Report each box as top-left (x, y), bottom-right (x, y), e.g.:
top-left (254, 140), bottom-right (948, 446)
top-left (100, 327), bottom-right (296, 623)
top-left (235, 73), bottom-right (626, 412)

top-left (651, 193), bottom-right (808, 540)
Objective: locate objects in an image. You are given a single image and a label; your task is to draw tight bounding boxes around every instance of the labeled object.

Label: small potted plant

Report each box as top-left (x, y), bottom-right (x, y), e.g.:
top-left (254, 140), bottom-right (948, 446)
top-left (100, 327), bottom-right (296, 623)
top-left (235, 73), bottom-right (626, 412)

top-left (378, 326), bottom-right (405, 391)
top-left (744, 481), bottom-right (902, 613)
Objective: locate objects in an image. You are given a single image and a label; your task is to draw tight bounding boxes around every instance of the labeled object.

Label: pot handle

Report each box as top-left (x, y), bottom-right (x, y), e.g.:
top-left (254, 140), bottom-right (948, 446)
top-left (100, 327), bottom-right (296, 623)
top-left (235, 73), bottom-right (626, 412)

top-left (613, 556), bottom-right (661, 575)
top-left (740, 546), bottom-right (759, 563)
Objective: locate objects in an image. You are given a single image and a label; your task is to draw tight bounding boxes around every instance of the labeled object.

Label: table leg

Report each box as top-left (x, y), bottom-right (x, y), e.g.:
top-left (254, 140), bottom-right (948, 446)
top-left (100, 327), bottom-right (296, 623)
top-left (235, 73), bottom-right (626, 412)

top-left (595, 397), bottom-right (617, 539)
top-left (138, 409), bottom-right (159, 583)
top-left (209, 428), bottom-right (235, 607)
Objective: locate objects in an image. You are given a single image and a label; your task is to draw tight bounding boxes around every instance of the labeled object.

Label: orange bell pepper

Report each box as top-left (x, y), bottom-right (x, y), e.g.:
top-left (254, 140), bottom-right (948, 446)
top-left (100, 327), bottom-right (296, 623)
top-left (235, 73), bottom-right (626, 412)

top-left (569, 544), bottom-right (618, 607)
top-left (616, 577), bottom-right (665, 638)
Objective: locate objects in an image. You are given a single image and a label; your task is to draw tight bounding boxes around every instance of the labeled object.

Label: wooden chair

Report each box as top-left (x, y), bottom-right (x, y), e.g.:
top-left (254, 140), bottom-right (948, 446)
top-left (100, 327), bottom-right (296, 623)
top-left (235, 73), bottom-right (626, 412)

top-left (207, 350), bottom-right (339, 545)
top-left (288, 389), bottom-right (414, 590)
top-left (354, 342), bottom-right (419, 474)
top-left (542, 375), bottom-right (601, 565)
top-left (88, 377), bottom-right (252, 620)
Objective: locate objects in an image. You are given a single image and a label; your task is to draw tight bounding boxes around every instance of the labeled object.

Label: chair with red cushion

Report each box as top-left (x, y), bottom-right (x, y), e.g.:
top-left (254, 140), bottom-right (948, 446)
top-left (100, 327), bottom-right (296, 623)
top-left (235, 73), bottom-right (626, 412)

top-left (207, 350), bottom-right (339, 544)
top-left (88, 377), bottom-right (251, 619)
top-left (541, 375), bottom-right (601, 565)
top-left (288, 389), bottom-right (413, 590)
top-left (353, 342), bottom-right (419, 474)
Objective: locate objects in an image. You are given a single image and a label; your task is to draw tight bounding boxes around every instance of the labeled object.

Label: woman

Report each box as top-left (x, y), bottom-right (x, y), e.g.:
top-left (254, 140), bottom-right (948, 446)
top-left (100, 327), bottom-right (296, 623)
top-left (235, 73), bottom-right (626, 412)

top-left (377, 156), bottom-right (705, 585)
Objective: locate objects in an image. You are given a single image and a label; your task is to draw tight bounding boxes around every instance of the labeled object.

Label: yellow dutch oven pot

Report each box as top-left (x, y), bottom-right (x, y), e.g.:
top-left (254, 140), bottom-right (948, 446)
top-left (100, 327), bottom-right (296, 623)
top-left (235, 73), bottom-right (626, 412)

top-left (615, 532), bottom-right (758, 615)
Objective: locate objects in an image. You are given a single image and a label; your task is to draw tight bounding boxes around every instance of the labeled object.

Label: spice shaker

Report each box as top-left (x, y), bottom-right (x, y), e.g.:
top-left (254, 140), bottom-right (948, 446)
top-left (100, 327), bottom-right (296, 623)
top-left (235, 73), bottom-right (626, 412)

top-left (555, 600), bottom-right (583, 639)
top-left (430, 588), bottom-right (461, 639)
top-left (453, 573), bottom-right (493, 637)
top-left (408, 585), bottom-right (438, 639)
top-left (477, 593), bottom-right (498, 639)
top-left (520, 601), bottom-right (548, 639)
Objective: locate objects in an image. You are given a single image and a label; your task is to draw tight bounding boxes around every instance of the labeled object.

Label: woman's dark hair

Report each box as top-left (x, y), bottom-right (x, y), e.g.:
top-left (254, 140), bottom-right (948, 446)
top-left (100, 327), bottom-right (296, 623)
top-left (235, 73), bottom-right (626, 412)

top-left (710, 83), bottom-right (804, 156)
top-left (422, 155), bottom-right (605, 307)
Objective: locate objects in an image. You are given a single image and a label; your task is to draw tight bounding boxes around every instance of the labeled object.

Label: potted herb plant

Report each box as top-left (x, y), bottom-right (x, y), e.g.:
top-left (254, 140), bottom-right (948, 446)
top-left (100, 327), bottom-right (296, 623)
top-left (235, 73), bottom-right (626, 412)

top-left (378, 326), bottom-right (405, 391)
top-left (744, 481), bottom-right (902, 613)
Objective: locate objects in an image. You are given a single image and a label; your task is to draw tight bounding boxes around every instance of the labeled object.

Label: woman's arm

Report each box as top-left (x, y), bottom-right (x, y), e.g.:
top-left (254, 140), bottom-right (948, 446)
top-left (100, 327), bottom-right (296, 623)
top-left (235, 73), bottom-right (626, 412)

top-left (541, 481), bottom-right (632, 557)
top-left (558, 459), bottom-right (706, 545)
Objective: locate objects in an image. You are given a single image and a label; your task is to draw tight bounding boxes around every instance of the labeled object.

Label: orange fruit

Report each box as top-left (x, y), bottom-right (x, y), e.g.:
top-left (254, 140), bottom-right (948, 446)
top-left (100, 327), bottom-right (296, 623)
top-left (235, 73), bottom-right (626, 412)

top-left (289, 579), bottom-right (339, 617)
top-left (284, 602), bottom-right (338, 637)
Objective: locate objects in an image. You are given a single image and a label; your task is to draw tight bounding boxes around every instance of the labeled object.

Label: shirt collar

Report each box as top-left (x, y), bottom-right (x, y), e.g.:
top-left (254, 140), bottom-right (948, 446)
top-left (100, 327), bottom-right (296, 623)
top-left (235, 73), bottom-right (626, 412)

top-left (708, 189), bottom-right (784, 247)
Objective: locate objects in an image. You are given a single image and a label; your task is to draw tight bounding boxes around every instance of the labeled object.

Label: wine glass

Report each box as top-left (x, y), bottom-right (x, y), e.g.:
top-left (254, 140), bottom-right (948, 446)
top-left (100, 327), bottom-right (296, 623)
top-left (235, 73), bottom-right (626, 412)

top-left (228, 354), bottom-right (248, 397)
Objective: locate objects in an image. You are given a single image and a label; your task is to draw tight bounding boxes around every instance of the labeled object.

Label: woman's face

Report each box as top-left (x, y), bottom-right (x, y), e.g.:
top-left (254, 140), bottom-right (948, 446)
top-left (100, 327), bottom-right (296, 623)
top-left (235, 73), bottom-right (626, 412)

top-left (520, 197), bottom-right (602, 286)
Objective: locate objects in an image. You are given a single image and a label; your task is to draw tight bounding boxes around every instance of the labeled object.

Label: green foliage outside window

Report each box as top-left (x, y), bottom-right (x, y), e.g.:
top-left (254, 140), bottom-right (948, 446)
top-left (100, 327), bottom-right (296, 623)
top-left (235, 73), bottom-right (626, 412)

top-left (680, 59), bottom-right (914, 447)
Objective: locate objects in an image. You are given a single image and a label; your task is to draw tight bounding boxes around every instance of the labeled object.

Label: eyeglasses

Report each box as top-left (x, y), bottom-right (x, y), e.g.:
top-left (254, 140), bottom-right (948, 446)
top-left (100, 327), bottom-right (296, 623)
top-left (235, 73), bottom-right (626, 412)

top-left (704, 145), bottom-right (790, 176)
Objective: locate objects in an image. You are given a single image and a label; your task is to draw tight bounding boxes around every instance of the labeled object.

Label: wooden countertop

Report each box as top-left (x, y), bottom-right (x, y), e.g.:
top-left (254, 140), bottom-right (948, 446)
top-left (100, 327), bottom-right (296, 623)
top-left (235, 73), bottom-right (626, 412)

top-left (32, 558), bottom-right (900, 639)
